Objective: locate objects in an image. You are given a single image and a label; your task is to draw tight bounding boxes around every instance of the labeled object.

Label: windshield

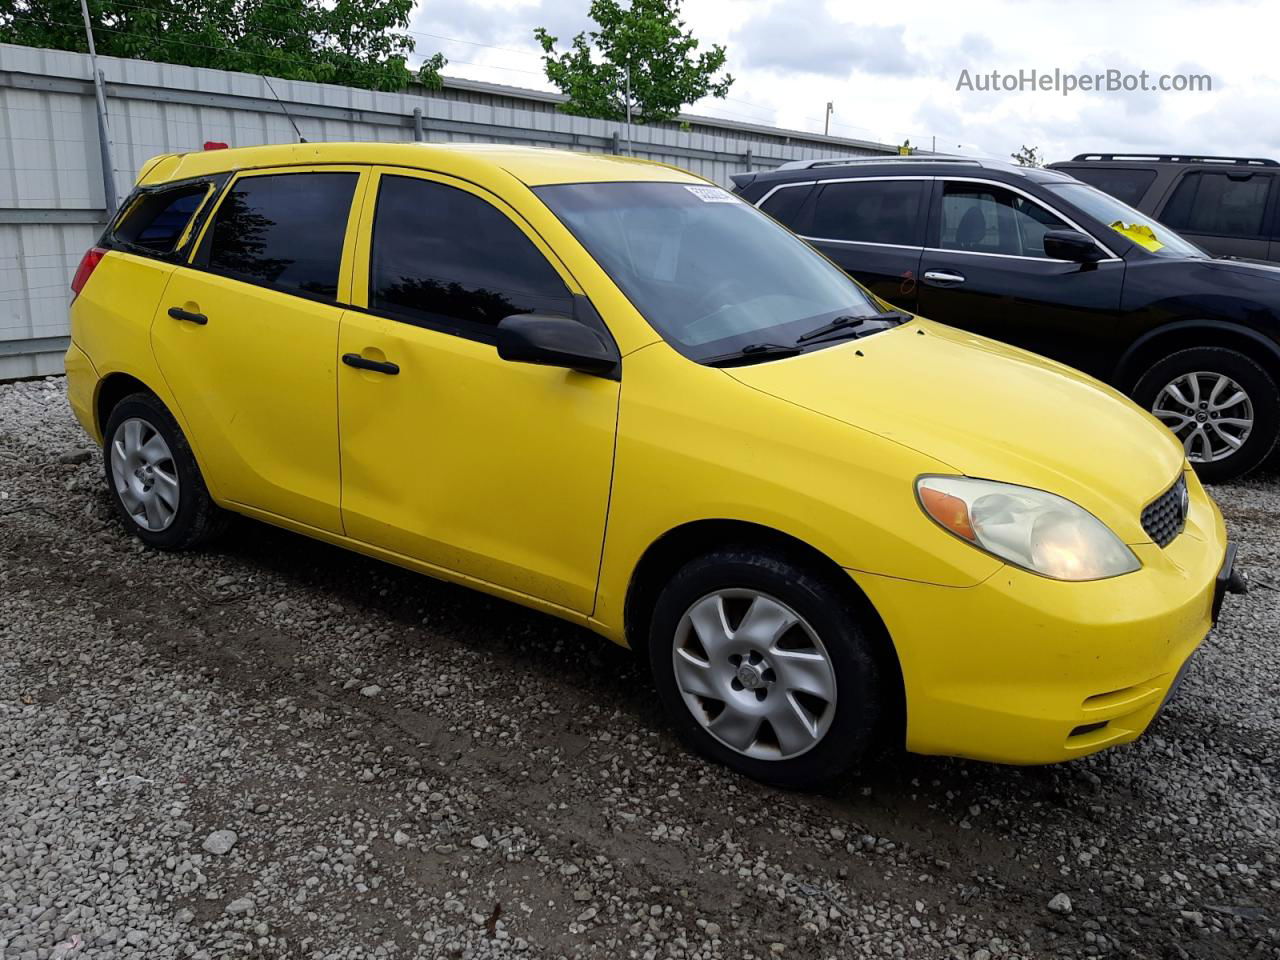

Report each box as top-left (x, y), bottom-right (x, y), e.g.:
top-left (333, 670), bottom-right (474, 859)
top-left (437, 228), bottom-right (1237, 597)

top-left (1045, 182), bottom-right (1206, 259)
top-left (535, 181), bottom-right (886, 361)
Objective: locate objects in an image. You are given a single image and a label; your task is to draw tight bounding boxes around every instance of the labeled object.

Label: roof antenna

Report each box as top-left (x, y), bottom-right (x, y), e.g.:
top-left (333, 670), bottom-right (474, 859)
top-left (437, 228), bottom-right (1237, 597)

top-left (262, 75), bottom-right (307, 143)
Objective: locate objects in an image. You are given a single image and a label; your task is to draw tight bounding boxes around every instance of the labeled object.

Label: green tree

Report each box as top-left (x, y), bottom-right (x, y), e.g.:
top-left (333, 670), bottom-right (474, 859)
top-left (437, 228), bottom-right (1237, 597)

top-left (534, 0), bottom-right (733, 124)
top-left (0, 0), bottom-right (446, 92)
top-left (1011, 144), bottom-right (1043, 167)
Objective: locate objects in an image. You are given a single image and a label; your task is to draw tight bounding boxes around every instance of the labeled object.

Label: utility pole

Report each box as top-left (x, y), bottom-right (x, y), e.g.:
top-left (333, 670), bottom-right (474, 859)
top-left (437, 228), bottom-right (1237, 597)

top-left (623, 65), bottom-right (633, 157)
top-left (79, 0), bottom-right (118, 214)
top-left (824, 101), bottom-right (833, 137)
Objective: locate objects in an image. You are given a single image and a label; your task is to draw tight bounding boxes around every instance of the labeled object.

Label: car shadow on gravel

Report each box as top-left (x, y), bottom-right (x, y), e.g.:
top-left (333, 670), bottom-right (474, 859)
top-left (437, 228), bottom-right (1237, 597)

top-left (200, 507), bottom-right (1119, 809)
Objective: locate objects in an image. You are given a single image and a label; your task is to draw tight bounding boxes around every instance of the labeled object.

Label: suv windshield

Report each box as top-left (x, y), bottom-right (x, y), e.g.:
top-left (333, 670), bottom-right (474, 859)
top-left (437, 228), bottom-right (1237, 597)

top-left (535, 181), bottom-right (888, 362)
top-left (1045, 182), bottom-right (1206, 259)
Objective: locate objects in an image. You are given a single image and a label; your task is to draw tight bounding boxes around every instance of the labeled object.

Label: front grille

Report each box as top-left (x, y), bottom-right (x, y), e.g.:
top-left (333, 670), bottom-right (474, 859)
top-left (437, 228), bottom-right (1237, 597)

top-left (1141, 474), bottom-right (1188, 548)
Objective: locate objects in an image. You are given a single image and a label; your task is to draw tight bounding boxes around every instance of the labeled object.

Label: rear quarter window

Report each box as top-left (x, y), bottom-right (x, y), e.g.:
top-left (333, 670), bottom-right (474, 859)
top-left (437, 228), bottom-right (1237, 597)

top-left (758, 184), bottom-right (813, 229)
top-left (111, 183), bottom-right (212, 255)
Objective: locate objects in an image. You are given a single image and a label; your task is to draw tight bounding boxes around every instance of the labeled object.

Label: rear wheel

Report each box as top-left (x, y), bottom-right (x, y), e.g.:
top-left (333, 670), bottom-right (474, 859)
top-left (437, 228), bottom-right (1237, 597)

top-left (1133, 347), bottom-right (1279, 484)
top-left (102, 392), bottom-right (227, 549)
top-left (648, 548), bottom-right (886, 788)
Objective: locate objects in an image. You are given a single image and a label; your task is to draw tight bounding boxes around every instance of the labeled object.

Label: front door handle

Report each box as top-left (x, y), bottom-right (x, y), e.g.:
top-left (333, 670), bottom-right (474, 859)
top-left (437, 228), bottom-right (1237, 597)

top-left (923, 270), bottom-right (966, 286)
top-left (342, 353), bottom-right (400, 375)
top-left (167, 306), bottom-right (208, 325)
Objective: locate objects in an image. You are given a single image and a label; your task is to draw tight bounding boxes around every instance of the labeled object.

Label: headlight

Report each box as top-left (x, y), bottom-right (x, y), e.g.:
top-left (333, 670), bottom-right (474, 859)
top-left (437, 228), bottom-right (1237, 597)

top-left (916, 476), bottom-right (1140, 581)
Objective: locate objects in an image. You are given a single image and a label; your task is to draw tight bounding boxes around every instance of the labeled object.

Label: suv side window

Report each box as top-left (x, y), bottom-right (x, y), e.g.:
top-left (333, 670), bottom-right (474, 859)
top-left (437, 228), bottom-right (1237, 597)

top-left (204, 171), bottom-right (358, 301)
top-left (369, 176), bottom-right (574, 336)
top-left (939, 182), bottom-right (1069, 258)
top-left (112, 182), bottom-right (211, 255)
top-left (1161, 172), bottom-right (1273, 238)
top-left (810, 180), bottom-right (926, 245)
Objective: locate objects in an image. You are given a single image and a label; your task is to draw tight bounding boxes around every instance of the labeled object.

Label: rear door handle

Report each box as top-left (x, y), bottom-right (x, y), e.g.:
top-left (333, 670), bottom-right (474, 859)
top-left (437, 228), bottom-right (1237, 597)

top-left (167, 306), bottom-right (207, 325)
top-left (923, 270), bottom-right (966, 286)
top-left (342, 353), bottom-right (400, 375)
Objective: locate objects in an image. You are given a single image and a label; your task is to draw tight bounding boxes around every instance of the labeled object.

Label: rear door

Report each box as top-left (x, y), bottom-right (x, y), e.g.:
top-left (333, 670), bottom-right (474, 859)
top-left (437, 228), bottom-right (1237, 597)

top-left (784, 178), bottom-right (928, 311)
top-left (917, 178), bottom-right (1125, 376)
top-left (151, 166), bottom-right (366, 533)
top-left (1156, 169), bottom-right (1276, 260)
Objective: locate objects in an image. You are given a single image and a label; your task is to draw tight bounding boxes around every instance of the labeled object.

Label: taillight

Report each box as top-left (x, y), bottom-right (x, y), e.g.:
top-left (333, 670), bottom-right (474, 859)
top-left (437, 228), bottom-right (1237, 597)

top-left (71, 247), bottom-right (107, 299)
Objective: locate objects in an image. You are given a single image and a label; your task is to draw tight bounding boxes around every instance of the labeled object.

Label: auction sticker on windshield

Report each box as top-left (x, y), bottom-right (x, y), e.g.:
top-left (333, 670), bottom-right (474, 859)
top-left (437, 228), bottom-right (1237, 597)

top-left (685, 185), bottom-right (740, 203)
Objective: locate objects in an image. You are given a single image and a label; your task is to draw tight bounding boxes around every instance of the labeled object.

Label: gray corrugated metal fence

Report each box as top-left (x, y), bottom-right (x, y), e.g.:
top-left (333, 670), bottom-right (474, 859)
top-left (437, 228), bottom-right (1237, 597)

top-left (0, 42), bottom-right (897, 378)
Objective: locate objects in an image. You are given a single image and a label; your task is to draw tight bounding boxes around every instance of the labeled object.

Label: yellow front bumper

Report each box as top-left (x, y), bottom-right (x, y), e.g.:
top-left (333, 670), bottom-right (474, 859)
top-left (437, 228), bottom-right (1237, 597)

top-left (857, 473), bottom-right (1227, 765)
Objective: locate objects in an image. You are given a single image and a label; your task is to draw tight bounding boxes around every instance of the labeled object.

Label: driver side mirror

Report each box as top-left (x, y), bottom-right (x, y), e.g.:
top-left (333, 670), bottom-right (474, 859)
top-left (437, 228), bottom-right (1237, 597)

top-left (1043, 229), bottom-right (1106, 263)
top-left (495, 314), bottom-right (620, 379)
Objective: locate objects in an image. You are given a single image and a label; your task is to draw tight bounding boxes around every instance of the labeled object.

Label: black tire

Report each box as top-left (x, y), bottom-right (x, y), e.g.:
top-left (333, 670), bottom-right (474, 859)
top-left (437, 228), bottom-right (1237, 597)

top-left (648, 547), bottom-right (886, 789)
top-left (1132, 346), bottom-right (1280, 484)
top-left (102, 391), bottom-right (227, 550)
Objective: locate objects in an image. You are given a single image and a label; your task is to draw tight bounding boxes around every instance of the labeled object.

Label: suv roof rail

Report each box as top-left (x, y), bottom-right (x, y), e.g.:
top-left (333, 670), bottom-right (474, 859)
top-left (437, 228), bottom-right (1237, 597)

top-left (774, 154), bottom-right (986, 171)
top-left (1069, 153), bottom-right (1280, 167)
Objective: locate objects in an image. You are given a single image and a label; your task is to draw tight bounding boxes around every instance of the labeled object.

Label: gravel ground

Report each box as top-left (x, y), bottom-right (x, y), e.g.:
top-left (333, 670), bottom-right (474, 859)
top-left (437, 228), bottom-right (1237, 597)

top-left (1, 376), bottom-right (1277, 960)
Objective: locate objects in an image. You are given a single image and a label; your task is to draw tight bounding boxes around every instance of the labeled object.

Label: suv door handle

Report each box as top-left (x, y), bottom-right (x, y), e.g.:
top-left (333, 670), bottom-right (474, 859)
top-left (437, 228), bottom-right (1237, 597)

top-left (342, 353), bottom-right (400, 375)
top-left (167, 306), bottom-right (208, 325)
top-left (923, 270), bottom-right (966, 286)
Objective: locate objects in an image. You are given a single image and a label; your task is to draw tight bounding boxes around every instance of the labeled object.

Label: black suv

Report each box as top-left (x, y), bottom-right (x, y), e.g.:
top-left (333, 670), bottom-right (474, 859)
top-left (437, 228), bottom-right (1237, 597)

top-left (1047, 154), bottom-right (1280, 264)
top-left (731, 155), bottom-right (1280, 481)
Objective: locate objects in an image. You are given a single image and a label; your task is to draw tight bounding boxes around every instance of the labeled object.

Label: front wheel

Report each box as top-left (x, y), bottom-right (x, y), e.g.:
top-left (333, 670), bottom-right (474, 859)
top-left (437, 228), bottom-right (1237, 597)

top-left (1133, 347), bottom-right (1280, 484)
top-left (648, 548), bottom-right (887, 788)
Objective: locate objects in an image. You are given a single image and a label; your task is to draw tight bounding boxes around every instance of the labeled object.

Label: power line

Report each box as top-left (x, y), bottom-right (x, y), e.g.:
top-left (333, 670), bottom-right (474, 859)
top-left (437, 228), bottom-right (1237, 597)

top-left (10, 11), bottom-right (924, 147)
top-left (7, 14), bottom-right (549, 78)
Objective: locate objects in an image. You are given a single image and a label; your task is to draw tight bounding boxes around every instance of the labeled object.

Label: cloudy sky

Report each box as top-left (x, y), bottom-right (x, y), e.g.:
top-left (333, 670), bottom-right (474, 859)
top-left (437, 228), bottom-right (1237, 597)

top-left (407, 0), bottom-right (1280, 163)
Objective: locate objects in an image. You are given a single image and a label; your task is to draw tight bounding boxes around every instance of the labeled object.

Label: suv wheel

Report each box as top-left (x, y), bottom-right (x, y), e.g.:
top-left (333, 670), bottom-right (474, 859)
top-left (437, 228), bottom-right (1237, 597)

top-left (1133, 347), bottom-right (1280, 483)
top-left (648, 548), bottom-right (885, 788)
top-left (103, 392), bottom-right (227, 549)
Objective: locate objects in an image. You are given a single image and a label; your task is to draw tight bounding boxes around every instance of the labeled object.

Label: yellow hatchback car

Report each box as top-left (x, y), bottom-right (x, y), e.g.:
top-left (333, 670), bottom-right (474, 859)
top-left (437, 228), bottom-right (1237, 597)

top-left (65, 143), bottom-right (1240, 786)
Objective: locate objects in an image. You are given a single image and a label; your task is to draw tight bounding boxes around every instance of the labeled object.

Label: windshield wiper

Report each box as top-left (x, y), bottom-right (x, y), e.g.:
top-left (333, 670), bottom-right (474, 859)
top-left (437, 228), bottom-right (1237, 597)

top-left (795, 309), bottom-right (913, 344)
top-left (702, 342), bottom-right (803, 367)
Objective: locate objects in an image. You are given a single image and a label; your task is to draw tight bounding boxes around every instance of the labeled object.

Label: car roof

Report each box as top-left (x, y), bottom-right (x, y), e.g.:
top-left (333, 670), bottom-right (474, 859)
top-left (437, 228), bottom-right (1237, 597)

top-left (136, 142), bottom-right (706, 189)
top-left (1049, 154), bottom-right (1278, 169)
top-left (739, 154), bottom-right (1078, 189)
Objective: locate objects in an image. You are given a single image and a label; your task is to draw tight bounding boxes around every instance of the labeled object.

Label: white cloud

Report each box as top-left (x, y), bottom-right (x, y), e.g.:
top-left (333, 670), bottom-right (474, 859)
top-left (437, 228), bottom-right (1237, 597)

top-left (409, 0), bottom-right (1280, 161)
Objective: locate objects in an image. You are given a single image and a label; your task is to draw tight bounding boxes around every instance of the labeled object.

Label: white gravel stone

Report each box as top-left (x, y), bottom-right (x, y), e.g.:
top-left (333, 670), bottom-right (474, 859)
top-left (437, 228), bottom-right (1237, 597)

top-left (201, 830), bottom-right (238, 855)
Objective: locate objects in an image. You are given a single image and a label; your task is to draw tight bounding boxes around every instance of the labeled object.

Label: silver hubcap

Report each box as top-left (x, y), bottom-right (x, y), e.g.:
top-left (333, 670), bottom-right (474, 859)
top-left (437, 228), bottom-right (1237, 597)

top-left (1153, 371), bottom-right (1254, 464)
top-left (110, 417), bottom-right (179, 531)
top-left (672, 590), bottom-right (837, 761)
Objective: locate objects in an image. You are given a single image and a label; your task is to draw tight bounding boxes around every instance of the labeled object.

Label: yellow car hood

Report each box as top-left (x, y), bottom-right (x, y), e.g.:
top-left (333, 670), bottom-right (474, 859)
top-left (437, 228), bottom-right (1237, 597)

top-left (726, 320), bottom-right (1185, 543)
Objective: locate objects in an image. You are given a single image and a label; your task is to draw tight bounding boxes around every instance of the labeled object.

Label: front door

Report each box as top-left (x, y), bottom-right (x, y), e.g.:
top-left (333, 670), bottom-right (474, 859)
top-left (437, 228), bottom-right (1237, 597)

top-left (151, 167), bottom-right (366, 532)
top-left (336, 169), bottom-right (619, 614)
top-left (917, 179), bottom-right (1125, 377)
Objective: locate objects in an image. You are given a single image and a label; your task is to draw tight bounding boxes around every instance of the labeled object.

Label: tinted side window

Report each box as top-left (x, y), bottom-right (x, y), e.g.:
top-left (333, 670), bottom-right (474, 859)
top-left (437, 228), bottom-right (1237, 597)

top-left (1062, 167), bottom-right (1157, 207)
top-left (206, 172), bottom-right (358, 300)
top-left (811, 180), bottom-right (925, 245)
top-left (370, 176), bottom-right (573, 334)
top-left (939, 183), bottom-right (1068, 258)
top-left (759, 184), bottom-right (812, 228)
top-left (1161, 172), bottom-right (1272, 238)
top-left (114, 184), bottom-right (209, 254)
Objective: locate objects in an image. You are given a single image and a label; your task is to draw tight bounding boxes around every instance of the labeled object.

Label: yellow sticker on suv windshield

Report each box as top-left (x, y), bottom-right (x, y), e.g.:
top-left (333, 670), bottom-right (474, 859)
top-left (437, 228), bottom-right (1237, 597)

top-left (1109, 220), bottom-right (1165, 252)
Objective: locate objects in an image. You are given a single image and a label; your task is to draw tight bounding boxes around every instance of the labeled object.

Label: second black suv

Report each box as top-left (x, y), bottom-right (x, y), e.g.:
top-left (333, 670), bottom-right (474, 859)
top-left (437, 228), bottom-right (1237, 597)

top-left (1047, 154), bottom-right (1280, 263)
top-left (732, 156), bottom-right (1280, 481)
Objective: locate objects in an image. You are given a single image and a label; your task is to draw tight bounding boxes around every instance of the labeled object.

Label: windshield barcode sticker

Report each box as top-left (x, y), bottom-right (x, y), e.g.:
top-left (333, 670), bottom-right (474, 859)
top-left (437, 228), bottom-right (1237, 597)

top-left (685, 185), bottom-right (739, 203)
